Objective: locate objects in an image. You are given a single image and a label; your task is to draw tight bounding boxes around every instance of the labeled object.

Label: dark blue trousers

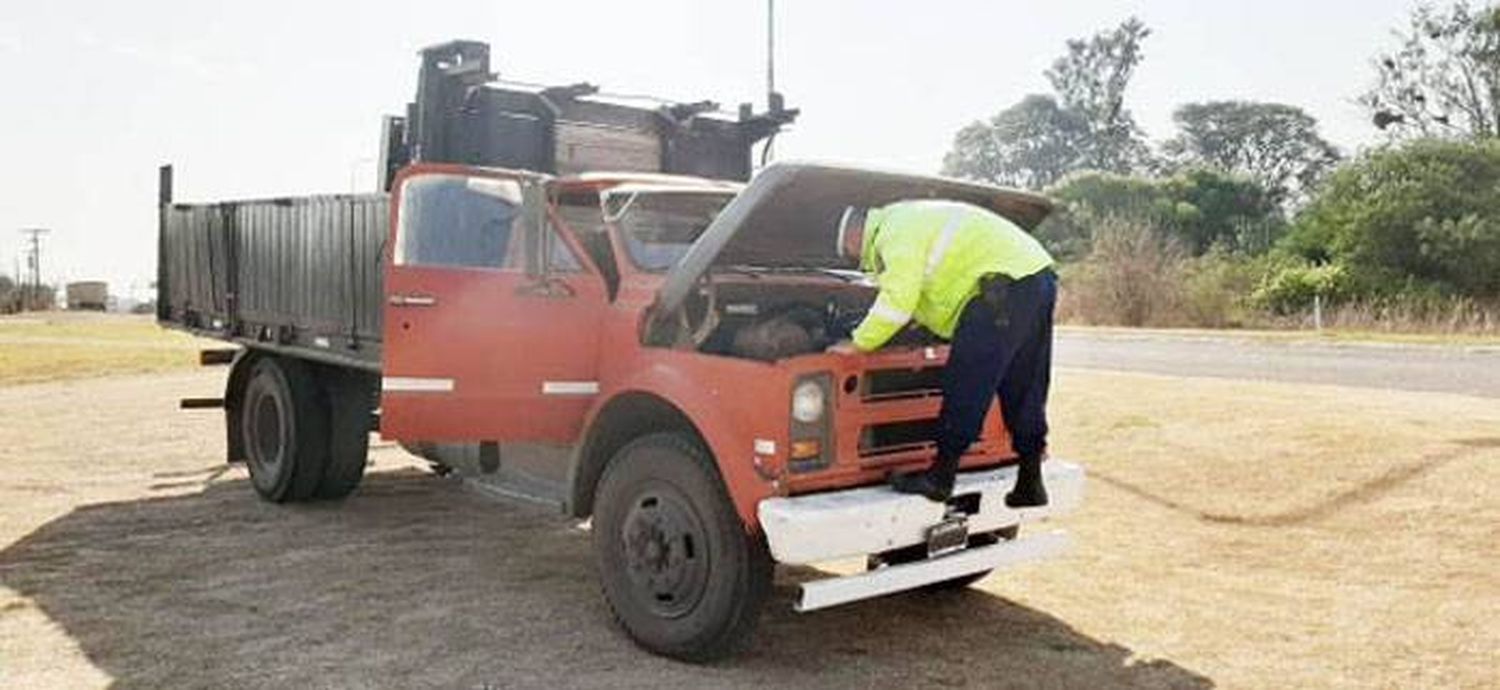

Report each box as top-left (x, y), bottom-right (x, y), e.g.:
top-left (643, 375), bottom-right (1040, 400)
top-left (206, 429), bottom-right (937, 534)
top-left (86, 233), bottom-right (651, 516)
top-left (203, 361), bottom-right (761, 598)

top-left (935, 270), bottom-right (1056, 473)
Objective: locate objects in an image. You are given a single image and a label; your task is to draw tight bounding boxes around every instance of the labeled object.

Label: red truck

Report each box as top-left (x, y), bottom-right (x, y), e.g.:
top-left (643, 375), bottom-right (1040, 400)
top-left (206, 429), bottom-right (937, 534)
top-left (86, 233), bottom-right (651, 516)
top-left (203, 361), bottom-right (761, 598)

top-left (158, 41), bottom-right (1084, 661)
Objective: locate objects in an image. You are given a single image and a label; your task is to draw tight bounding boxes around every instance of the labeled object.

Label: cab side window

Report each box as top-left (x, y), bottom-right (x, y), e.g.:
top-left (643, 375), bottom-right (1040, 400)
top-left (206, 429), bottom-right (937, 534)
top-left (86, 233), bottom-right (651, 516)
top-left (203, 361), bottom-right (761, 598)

top-left (557, 201), bottom-right (620, 298)
top-left (396, 174), bottom-right (523, 270)
top-left (545, 222), bottom-right (584, 273)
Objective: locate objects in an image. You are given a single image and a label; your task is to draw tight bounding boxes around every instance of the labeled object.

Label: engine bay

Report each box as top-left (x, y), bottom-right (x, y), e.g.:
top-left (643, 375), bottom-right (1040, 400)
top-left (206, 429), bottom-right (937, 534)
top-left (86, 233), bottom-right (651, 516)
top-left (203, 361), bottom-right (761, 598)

top-left (686, 275), bottom-right (942, 361)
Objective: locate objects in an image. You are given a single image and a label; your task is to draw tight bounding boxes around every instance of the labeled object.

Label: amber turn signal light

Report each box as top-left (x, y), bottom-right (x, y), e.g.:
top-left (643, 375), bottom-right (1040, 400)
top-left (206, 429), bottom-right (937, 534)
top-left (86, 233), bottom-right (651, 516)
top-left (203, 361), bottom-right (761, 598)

top-left (790, 440), bottom-right (822, 460)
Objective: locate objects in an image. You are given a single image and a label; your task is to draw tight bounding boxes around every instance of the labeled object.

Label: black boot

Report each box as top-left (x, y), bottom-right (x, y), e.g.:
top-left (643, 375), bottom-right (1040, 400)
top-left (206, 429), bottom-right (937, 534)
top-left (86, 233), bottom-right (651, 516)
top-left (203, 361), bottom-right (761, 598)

top-left (890, 471), bottom-right (952, 503)
top-left (1005, 454), bottom-right (1049, 508)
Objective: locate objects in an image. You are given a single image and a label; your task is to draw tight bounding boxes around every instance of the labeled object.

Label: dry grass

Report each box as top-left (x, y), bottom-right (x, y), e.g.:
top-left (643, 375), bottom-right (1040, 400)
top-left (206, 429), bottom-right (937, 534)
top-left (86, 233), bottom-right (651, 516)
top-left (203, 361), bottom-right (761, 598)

top-left (1312, 298), bottom-right (1500, 339)
top-left (0, 313), bottom-right (203, 386)
top-left (0, 367), bottom-right (1496, 688)
top-left (997, 369), bottom-right (1500, 689)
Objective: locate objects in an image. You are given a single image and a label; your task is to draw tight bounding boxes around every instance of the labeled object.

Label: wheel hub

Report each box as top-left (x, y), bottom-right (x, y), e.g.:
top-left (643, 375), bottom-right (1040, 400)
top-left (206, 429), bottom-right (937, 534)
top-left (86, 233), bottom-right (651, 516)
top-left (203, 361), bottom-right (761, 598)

top-left (250, 388), bottom-right (284, 470)
top-left (620, 490), bottom-right (708, 618)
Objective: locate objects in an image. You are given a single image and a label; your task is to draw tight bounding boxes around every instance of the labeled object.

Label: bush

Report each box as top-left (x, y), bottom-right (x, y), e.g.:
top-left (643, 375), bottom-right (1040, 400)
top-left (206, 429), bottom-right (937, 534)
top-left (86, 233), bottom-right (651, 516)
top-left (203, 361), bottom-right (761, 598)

top-left (1179, 252), bottom-right (1261, 327)
top-left (1286, 138), bottom-right (1500, 299)
top-left (1251, 260), bottom-right (1349, 315)
top-left (1057, 215), bottom-right (1186, 327)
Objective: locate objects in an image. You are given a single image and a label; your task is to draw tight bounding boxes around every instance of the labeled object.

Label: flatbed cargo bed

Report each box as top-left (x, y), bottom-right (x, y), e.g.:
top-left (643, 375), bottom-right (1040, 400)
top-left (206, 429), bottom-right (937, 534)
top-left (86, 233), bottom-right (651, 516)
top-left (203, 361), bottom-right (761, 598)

top-left (157, 187), bottom-right (387, 371)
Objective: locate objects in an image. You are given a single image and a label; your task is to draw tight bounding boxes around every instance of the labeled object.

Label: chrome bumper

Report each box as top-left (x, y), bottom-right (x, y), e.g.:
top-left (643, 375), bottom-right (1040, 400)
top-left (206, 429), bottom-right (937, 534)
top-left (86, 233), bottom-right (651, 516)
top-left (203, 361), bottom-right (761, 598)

top-left (757, 460), bottom-right (1084, 611)
top-left (795, 532), bottom-right (1071, 612)
top-left (758, 460), bottom-right (1085, 565)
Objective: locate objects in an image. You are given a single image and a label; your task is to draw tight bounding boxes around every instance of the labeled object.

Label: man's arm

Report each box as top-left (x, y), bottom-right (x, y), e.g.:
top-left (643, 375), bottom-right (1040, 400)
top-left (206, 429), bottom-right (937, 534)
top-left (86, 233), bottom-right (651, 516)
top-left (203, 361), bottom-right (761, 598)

top-left (850, 231), bottom-right (924, 352)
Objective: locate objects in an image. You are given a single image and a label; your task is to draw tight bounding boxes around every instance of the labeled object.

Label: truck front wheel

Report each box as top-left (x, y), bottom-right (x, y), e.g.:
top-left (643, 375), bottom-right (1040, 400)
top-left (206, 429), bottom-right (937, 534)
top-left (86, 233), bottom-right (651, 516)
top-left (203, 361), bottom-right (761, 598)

top-left (592, 433), bottom-right (771, 662)
top-left (241, 356), bottom-right (330, 503)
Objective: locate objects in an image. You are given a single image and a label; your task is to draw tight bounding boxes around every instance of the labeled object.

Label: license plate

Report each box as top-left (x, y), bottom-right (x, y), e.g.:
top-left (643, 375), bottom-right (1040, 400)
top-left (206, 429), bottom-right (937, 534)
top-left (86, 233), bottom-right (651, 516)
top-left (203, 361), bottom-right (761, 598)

top-left (925, 516), bottom-right (969, 558)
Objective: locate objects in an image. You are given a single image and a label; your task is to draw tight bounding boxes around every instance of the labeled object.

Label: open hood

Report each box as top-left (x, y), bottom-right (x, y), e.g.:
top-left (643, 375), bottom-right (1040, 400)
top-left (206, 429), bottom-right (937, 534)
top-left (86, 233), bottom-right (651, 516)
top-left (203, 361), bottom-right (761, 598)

top-left (653, 161), bottom-right (1056, 319)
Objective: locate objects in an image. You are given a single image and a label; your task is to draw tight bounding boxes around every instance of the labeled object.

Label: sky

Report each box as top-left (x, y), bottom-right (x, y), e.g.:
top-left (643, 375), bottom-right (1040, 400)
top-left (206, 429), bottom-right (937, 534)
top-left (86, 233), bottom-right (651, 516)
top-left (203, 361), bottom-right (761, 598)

top-left (0, 0), bottom-right (1421, 298)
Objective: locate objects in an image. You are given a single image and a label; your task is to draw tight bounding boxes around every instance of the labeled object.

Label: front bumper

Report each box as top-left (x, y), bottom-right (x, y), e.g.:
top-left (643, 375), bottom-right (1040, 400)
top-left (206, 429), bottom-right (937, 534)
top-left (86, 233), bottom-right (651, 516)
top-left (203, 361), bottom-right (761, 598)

top-left (758, 460), bottom-right (1085, 566)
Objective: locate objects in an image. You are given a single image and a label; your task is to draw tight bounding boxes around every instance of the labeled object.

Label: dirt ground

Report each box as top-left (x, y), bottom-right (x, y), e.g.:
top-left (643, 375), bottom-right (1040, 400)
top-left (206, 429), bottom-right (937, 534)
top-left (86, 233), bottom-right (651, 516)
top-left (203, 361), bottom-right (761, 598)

top-left (1, 366), bottom-right (1497, 689)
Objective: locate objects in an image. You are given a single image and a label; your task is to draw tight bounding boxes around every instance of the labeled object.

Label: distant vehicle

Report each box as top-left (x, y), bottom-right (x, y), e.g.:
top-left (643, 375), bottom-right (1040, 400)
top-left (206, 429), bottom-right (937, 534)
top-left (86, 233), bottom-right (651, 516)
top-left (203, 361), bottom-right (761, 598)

top-left (157, 40), bottom-right (1084, 661)
top-left (66, 281), bottom-right (108, 311)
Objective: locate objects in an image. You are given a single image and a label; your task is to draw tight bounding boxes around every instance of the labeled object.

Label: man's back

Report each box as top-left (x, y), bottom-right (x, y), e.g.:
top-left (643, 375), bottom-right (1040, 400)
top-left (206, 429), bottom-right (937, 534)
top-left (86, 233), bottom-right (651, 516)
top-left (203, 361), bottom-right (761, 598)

top-left (856, 200), bottom-right (1053, 344)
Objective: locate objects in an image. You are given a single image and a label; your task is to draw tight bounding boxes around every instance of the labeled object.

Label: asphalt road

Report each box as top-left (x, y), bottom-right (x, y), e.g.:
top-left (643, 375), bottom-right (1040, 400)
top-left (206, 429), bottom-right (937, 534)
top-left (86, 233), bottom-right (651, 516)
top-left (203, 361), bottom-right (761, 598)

top-left (1055, 331), bottom-right (1500, 398)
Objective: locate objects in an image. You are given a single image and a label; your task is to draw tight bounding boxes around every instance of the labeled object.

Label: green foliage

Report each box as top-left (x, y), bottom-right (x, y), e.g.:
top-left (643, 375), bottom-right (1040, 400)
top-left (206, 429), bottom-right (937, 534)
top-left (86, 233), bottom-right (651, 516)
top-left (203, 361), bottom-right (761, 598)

top-left (943, 18), bottom-right (1152, 188)
top-left (1363, 1), bottom-right (1500, 139)
top-left (1251, 259), bottom-right (1350, 314)
top-left (1286, 138), bottom-right (1500, 298)
top-left (1163, 101), bottom-right (1342, 205)
top-left (1039, 168), bottom-right (1284, 260)
top-left (942, 95), bottom-right (1088, 189)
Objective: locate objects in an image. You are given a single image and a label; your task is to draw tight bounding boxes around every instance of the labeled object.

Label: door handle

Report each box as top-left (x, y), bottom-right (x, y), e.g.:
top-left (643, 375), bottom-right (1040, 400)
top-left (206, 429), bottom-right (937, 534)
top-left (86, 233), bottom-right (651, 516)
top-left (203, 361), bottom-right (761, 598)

top-left (389, 294), bottom-right (437, 307)
top-left (516, 278), bottom-right (575, 299)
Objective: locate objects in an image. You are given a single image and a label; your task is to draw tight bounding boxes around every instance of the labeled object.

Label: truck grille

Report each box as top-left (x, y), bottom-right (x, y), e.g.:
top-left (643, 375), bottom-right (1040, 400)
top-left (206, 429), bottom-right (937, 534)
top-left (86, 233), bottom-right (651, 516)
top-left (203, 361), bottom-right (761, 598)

top-left (858, 419), bottom-right (939, 457)
top-left (862, 366), bottom-right (944, 402)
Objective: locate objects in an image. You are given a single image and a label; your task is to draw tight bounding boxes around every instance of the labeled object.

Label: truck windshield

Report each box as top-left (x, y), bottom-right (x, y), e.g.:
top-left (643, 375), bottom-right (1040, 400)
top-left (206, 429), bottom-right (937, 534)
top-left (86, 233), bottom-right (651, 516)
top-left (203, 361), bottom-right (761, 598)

top-left (605, 191), bottom-right (732, 272)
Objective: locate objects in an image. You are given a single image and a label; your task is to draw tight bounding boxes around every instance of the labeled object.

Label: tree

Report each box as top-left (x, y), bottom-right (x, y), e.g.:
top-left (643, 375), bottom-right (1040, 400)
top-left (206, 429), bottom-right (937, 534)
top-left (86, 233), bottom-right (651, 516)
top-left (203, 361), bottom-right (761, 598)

top-left (941, 95), bottom-right (1088, 189)
top-left (1286, 138), bottom-right (1500, 298)
top-left (1045, 17), bottom-right (1154, 173)
top-left (942, 18), bottom-right (1152, 188)
top-left (1162, 101), bottom-right (1342, 205)
top-left (1039, 168), bottom-right (1284, 259)
top-left (1362, 2), bottom-right (1500, 139)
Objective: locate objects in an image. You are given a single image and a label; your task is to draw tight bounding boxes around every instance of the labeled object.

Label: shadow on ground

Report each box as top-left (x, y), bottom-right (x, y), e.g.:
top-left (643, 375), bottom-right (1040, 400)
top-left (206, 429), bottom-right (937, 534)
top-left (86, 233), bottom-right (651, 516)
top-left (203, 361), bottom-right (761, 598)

top-left (0, 469), bottom-right (1212, 689)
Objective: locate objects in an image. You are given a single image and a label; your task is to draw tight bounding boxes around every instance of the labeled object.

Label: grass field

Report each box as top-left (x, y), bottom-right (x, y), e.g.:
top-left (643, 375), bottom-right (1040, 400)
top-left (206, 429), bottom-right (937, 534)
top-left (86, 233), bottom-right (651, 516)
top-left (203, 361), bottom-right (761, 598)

top-left (0, 313), bottom-right (204, 386)
top-left (1, 312), bottom-right (1495, 688)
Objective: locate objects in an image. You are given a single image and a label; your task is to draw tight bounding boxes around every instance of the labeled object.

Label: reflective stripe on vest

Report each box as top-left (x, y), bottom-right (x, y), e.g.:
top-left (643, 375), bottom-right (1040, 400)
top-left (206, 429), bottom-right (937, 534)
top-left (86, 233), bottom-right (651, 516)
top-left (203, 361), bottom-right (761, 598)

top-left (868, 300), bottom-right (912, 325)
top-left (925, 210), bottom-right (965, 280)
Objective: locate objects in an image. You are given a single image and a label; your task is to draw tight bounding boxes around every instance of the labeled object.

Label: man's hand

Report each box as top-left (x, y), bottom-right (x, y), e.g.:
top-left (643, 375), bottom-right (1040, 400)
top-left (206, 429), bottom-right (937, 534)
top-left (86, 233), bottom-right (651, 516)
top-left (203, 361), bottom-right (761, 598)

top-left (825, 340), bottom-right (860, 356)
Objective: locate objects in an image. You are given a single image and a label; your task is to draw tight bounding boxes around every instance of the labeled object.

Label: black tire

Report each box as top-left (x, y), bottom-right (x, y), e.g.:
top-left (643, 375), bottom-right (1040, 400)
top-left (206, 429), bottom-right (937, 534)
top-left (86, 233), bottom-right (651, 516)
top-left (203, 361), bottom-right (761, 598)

top-left (872, 526), bottom-right (1019, 592)
top-left (592, 433), bottom-right (771, 662)
top-left (241, 357), bottom-right (330, 503)
top-left (314, 370), bottom-right (375, 500)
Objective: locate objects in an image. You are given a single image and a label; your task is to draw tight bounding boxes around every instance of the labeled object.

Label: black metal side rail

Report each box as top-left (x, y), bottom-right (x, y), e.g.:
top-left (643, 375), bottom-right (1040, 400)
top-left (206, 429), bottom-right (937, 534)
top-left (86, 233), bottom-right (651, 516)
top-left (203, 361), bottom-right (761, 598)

top-left (156, 165), bottom-right (386, 372)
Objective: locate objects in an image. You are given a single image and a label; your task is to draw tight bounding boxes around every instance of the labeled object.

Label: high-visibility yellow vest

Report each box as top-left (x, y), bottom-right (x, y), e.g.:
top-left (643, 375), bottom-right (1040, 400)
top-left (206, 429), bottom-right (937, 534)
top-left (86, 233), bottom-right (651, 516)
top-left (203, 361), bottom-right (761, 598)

top-left (851, 200), bottom-right (1054, 351)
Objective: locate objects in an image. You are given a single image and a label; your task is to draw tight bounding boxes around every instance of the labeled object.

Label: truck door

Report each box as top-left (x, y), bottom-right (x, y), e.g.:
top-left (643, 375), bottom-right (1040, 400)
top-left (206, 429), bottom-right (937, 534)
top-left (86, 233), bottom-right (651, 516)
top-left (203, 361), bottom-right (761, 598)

top-left (381, 169), bottom-right (606, 444)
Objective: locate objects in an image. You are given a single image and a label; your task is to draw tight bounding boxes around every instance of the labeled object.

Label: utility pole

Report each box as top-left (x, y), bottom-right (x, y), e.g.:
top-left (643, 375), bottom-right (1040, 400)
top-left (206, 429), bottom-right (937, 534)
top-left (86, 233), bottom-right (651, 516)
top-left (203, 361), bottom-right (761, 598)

top-left (18, 228), bottom-right (50, 311)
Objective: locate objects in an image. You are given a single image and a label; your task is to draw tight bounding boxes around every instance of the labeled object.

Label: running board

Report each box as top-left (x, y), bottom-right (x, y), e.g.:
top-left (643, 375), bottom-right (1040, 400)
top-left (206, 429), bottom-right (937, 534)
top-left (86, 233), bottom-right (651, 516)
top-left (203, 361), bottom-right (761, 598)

top-left (795, 531), bottom-right (1071, 613)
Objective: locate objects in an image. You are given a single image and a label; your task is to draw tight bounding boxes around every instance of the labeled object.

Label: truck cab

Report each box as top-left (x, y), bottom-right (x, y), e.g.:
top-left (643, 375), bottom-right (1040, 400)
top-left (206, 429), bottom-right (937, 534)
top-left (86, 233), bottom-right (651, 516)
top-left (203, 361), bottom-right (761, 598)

top-left (377, 161), bottom-right (1086, 660)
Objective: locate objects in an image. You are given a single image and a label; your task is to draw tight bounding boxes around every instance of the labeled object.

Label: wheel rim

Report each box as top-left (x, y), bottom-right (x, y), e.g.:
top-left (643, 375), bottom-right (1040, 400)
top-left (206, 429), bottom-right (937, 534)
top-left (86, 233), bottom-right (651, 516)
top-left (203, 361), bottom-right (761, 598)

top-left (248, 386), bottom-right (285, 474)
top-left (619, 484), bottom-right (709, 619)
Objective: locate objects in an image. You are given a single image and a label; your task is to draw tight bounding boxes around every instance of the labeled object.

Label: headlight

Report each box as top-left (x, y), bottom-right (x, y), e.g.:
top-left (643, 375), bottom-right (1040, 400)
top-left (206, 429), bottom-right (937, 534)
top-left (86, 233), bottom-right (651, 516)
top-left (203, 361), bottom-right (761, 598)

top-left (791, 380), bottom-right (826, 424)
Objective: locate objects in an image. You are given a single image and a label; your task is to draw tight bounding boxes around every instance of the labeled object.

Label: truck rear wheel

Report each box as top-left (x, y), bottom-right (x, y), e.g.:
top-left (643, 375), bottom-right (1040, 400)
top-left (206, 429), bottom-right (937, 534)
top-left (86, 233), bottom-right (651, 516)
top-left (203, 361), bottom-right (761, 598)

top-left (314, 370), bottom-right (375, 500)
top-left (592, 433), bottom-right (771, 662)
top-left (241, 357), bottom-right (330, 503)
